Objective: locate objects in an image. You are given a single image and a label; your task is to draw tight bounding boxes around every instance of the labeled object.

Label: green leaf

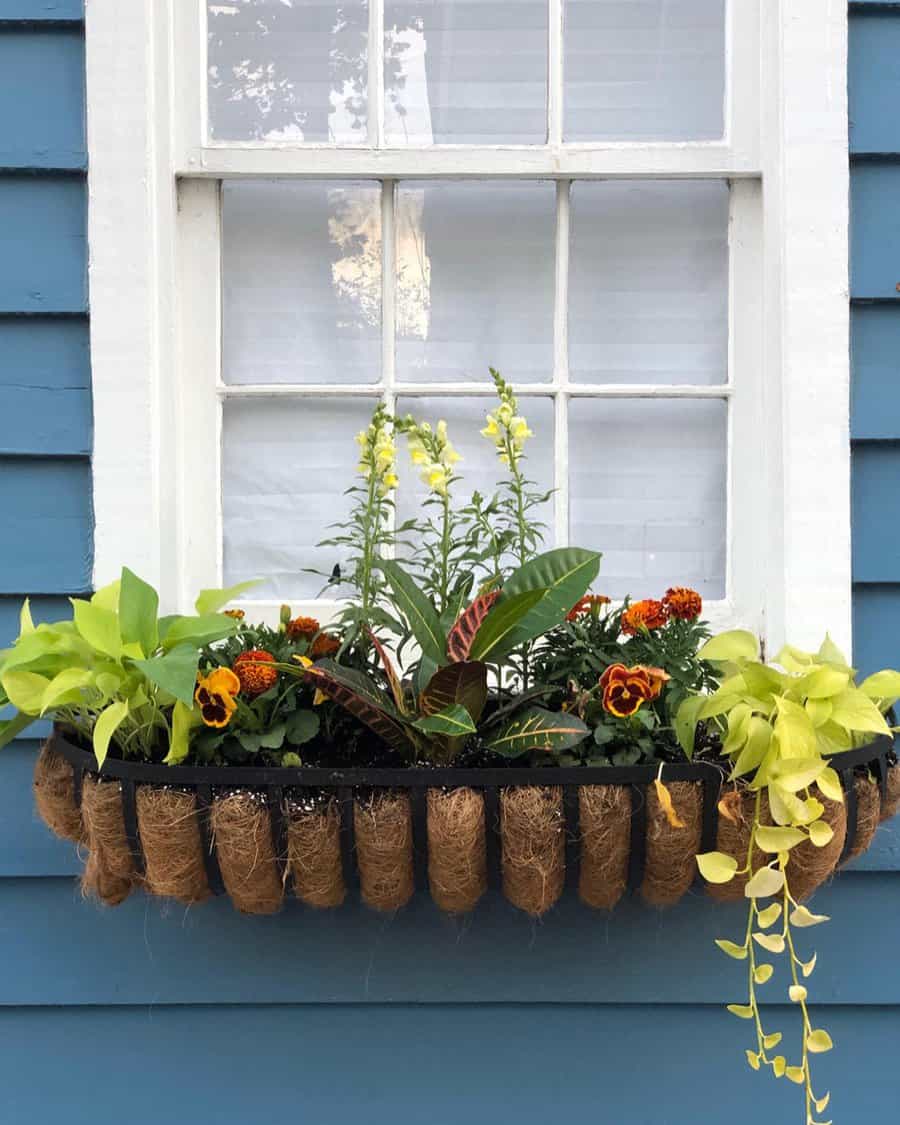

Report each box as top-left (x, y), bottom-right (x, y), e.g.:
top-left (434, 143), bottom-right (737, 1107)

top-left (715, 939), bottom-right (748, 960)
top-left (419, 661), bottom-right (487, 724)
top-left (412, 703), bottom-right (478, 738)
top-left (285, 709), bottom-right (319, 746)
top-left (467, 588), bottom-right (547, 662)
top-left (726, 1004), bottom-right (754, 1020)
top-left (194, 579), bottom-right (260, 615)
top-left (494, 547), bottom-right (601, 652)
top-left (790, 905), bottom-right (829, 927)
top-left (756, 902), bottom-right (782, 928)
top-left (0, 710), bottom-right (37, 749)
top-left (2, 670), bottom-right (51, 714)
top-left (763, 1032), bottom-right (783, 1050)
top-left (696, 851), bottom-right (738, 884)
top-left (160, 613), bottom-right (238, 652)
top-left (131, 644), bottom-right (201, 706)
top-left (829, 687), bottom-right (891, 735)
top-left (164, 700), bottom-right (200, 765)
top-left (19, 599), bottom-right (34, 637)
top-left (745, 1050), bottom-right (761, 1071)
top-left (730, 717), bottom-right (772, 778)
top-left (771, 756), bottom-right (827, 793)
top-left (697, 630), bottom-right (760, 663)
top-left (859, 669), bottom-right (900, 704)
top-left (93, 699), bottom-right (129, 768)
top-left (773, 697), bottom-right (817, 758)
top-left (800, 665), bottom-right (850, 700)
top-left (118, 567), bottom-right (159, 657)
top-left (301, 660), bottom-right (412, 755)
top-left (90, 579), bottom-right (121, 612)
top-left (380, 560), bottom-right (446, 665)
top-left (745, 866), bottom-right (786, 899)
top-left (801, 954), bottom-right (817, 977)
top-left (753, 931), bottom-right (786, 954)
top-left (818, 633), bottom-right (849, 668)
top-left (258, 722), bottom-right (287, 750)
top-left (784, 1066), bottom-right (805, 1085)
top-left (71, 599), bottom-right (122, 658)
top-left (754, 964), bottom-right (774, 984)
top-left (40, 668), bottom-right (94, 713)
top-left (674, 695), bottom-right (705, 758)
top-left (808, 819), bottom-right (834, 847)
top-left (755, 825), bottom-right (806, 853)
top-left (807, 1029), bottom-right (833, 1054)
top-left (486, 707), bottom-right (589, 758)
top-left (806, 698), bottom-right (833, 728)
top-left (816, 766), bottom-right (844, 803)
top-left (789, 984), bottom-right (807, 1002)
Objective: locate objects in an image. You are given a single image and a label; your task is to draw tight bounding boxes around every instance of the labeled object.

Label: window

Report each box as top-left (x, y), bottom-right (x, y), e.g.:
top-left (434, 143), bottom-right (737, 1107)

top-left (87, 1), bottom-right (852, 652)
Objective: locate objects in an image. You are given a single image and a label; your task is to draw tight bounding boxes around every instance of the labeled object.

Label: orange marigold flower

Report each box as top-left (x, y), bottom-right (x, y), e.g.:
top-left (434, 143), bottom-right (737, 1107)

top-left (599, 663), bottom-right (656, 718)
top-left (233, 649), bottom-right (278, 697)
top-left (662, 586), bottom-right (702, 621)
top-left (310, 633), bottom-right (340, 659)
top-left (286, 615), bottom-right (320, 641)
top-left (621, 598), bottom-right (669, 636)
top-left (566, 594), bottom-right (612, 621)
top-left (194, 668), bottom-right (240, 729)
top-left (223, 608), bottom-right (245, 620)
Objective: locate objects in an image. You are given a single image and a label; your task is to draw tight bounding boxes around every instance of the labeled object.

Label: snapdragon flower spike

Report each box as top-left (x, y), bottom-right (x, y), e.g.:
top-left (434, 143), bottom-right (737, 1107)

top-left (398, 414), bottom-right (461, 498)
top-left (481, 367), bottom-right (533, 468)
top-left (355, 403), bottom-right (398, 496)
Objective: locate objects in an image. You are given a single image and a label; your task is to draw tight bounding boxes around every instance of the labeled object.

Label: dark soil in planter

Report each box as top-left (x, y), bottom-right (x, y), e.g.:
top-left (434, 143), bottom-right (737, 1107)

top-left (211, 791), bottom-right (284, 915)
top-left (286, 795), bottom-right (345, 908)
top-left (136, 787), bottom-right (210, 904)
top-left (354, 790), bottom-right (414, 912)
top-left (33, 742), bottom-right (84, 844)
top-left (500, 786), bottom-right (564, 917)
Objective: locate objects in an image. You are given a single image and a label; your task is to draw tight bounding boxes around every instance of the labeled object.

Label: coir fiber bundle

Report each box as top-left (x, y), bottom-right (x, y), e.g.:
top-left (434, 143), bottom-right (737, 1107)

top-left (33, 742), bottom-right (83, 843)
top-left (354, 790), bottom-right (414, 912)
top-left (286, 796), bottom-right (345, 908)
top-left (578, 784), bottom-right (631, 910)
top-left (211, 791), bottom-right (284, 914)
top-left (80, 776), bottom-right (137, 906)
top-left (706, 783), bottom-right (849, 903)
top-left (426, 787), bottom-right (486, 914)
top-left (500, 785), bottom-right (564, 917)
top-left (641, 781), bottom-right (703, 906)
top-left (842, 775), bottom-right (880, 863)
top-left (136, 786), bottom-right (210, 904)
top-left (880, 764), bottom-right (900, 823)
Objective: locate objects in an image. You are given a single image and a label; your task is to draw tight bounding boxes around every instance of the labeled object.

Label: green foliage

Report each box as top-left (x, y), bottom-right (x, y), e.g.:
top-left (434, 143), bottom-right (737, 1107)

top-left (485, 707), bottom-right (589, 757)
top-left (0, 569), bottom-right (239, 765)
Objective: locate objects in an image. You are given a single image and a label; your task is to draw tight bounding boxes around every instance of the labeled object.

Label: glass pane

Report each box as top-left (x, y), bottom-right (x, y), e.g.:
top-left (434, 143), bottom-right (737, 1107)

top-left (395, 182), bottom-right (556, 383)
top-left (569, 181), bottom-right (729, 386)
top-left (569, 398), bottom-right (727, 599)
top-left (384, 0), bottom-right (548, 144)
top-left (564, 0), bottom-right (726, 141)
top-left (222, 397), bottom-right (375, 599)
top-left (207, 0), bottom-right (368, 143)
top-left (222, 181), bottom-right (382, 385)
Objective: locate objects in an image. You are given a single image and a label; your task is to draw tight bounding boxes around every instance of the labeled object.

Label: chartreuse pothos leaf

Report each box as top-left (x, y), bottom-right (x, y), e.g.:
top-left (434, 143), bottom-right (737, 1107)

top-left (118, 567), bottom-right (159, 657)
top-left (486, 547), bottom-right (601, 655)
top-left (19, 599), bottom-right (34, 637)
top-left (859, 669), bottom-right (900, 704)
top-left (486, 707), bottom-right (589, 757)
top-left (40, 668), bottom-right (94, 713)
top-left (71, 598), bottom-right (122, 659)
top-left (164, 700), bottom-right (200, 765)
top-left (1, 670), bottom-right (51, 714)
top-left (0, 710), bottom-right (37, 749)
top-left (379, 560), bottom-right (446, 666)
top-left (93, 699), bottom-right (129, 768)
top-left (696, 851), bottom-right (738, 884)
top-left (745, 865), bottom-right (785, 899)
top-left (674, 695), bottom-right (705, 758)
top-left (715, 939), bottom-right (748, 960)
top-left (697, 630), bottom-right (760, 663)
top-left (194, 579), bottom-right (260, 615)
top-left (412, 704), bottom-right (477, 738)
top-left (754, 825), bottom-right (806, 853)
top-left (829, 687), bottom-right (890, 735)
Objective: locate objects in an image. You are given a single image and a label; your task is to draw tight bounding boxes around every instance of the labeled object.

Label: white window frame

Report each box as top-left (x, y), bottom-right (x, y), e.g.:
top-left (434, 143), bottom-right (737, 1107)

top-left (86, 0), bottom-right (852, 656)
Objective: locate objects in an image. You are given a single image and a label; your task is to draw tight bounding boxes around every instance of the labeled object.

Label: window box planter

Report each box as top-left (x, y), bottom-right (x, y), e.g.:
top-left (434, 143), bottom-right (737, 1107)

top-left (36, 725), bottom-right (899, 918)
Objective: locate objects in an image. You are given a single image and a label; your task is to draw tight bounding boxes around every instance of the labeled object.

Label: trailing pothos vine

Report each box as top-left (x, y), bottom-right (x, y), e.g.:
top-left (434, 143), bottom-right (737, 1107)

top-left (680, 630), bottom-right (900, 1125)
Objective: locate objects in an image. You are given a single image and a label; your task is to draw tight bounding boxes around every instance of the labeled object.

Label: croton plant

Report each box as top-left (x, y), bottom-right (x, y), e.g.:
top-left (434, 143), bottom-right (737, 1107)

top-left (0, 370), bottom-right (898, 1125)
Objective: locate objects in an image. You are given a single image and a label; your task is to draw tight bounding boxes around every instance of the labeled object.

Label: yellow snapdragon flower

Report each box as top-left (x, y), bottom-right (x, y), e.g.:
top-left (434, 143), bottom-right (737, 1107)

top-left (399, 414), bottom-right (461, 499)
top-left (481, 368), bottom-right (532, 469)
top-left (356, 404), bottom-right (398, 497)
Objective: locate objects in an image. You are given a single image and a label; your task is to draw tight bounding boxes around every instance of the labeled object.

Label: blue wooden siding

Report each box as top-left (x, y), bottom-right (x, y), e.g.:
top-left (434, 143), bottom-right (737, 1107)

top-left (0, 4), bottom-right (899, 1124)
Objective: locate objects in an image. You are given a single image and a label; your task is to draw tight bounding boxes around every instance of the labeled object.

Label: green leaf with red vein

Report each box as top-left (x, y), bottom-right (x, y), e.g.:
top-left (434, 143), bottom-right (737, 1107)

top-left (447, 590), bottom-right (501, 662)
top-left (486, 707), bottom-right (590, 758)
top-left (367, 629), bottom-right (407, 714)
top-left (301, 659), bottom-right (412, 754)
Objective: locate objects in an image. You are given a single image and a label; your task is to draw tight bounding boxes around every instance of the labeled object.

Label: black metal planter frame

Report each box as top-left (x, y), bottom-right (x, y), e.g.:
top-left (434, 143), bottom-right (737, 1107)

top-left (50, 726), bottom-right (896, 904)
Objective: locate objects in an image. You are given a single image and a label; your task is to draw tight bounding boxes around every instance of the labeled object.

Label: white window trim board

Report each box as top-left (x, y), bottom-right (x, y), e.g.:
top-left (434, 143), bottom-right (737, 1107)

top-left (86, 0), bottom-right (851, 656)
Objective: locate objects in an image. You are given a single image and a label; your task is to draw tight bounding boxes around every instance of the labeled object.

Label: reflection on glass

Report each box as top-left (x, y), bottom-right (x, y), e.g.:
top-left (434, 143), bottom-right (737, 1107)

top-left (222, 181), bottom-right (381, 385)
top-left (395, 182), bottom-right (556, 382)
top-left (569, 181), bottom-right (729, 386)
top-left (564, 0), bottom-right (726, 141)
top-left (207, 0), bottom-right (369, 143)
top-left (569, 398), bottom-right (727, 599)
top-left (384, 0), bottom-right (548, 144)
top-left (223, 398), bottom-right (374, 599)
top-left (395, 395), bottom-right (555, 551)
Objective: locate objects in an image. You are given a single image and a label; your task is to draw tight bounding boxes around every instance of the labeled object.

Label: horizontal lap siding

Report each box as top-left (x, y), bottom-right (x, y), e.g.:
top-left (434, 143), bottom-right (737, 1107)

top-left (850, 11), bottom-right (900, 678)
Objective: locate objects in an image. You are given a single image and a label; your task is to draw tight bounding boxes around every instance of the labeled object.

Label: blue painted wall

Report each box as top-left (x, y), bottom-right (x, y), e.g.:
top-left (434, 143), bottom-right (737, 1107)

top-left (0, 4), bottom-right (898, 1123)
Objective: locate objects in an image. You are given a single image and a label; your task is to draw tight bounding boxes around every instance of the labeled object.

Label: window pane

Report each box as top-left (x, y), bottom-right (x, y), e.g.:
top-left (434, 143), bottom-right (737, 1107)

top-left (207, 0), bottom-right (368, 143)
top-left (569, 398), bottom-right (727, 599)
top-left (222, 397), bottom-right (375, 599)
top-left (222, 181), bottom-right (381, 385)
top-left (394, 397), bottom-right (554, 547)
top-left (395, 182), bottom-right (556, 383)
top-left (384, 0), bottom-right (547, 144)
top-left (569, 181), bottom-right (729, 386)
top-left (564, 0), bottom-right (726, 141)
